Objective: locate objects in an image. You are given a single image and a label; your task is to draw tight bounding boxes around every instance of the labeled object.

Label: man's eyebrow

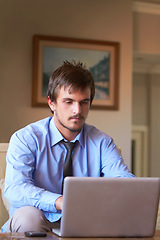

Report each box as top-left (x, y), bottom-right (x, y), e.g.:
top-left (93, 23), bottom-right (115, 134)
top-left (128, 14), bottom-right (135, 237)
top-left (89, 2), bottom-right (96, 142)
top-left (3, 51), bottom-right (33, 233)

top-left (62, 98), bottom-right (90, 102)
top-left (80, 98), bottom-right (90, 102)
top-left (62, 98), bottom-right (73, 101)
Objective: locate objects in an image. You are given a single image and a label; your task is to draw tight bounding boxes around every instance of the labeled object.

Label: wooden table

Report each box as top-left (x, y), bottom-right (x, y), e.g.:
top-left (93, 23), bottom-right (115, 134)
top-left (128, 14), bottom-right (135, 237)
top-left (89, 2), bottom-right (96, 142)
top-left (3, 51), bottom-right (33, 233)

top-left (0, 231), bottom-right (160, 240)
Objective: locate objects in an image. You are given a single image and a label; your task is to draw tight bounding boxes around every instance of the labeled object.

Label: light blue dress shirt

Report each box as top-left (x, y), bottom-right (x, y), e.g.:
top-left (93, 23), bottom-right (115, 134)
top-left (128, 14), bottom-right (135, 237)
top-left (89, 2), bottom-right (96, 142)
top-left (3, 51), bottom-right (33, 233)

top-left (2, 117), bottom-right (134, 232)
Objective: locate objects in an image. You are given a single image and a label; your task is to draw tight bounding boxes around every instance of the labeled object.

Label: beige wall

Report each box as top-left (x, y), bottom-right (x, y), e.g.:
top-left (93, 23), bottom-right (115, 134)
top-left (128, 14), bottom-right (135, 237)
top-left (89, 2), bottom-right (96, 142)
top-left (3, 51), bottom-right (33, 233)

top-left (133, 11), bottom-right (160, 54)
top-left (150, 74), bottom-right (160, 177)
top-left (133, 9), bottom-right (160, 177)
top-left (132, 71), bottom-right (160, 177)
top-left (0, 0), bottom-right (133, 168)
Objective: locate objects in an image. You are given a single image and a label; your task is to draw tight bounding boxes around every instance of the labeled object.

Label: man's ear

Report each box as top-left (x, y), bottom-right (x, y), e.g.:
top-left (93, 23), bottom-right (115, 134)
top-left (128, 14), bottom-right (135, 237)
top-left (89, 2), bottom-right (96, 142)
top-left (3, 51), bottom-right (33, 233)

top-left (48, 97), bottom-right (55, 112)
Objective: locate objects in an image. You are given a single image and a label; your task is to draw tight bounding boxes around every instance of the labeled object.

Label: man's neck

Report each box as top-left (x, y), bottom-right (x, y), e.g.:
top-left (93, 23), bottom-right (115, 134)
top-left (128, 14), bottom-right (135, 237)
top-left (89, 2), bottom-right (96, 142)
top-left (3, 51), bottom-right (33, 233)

top-left (54, 119), bottom-right (80, 141)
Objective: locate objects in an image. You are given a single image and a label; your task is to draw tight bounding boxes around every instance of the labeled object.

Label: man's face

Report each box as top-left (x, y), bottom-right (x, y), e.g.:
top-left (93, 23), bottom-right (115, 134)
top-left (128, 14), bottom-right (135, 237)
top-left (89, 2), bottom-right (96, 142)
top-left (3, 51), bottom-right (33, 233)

top-left (48, 85), bottom-right (91, 140)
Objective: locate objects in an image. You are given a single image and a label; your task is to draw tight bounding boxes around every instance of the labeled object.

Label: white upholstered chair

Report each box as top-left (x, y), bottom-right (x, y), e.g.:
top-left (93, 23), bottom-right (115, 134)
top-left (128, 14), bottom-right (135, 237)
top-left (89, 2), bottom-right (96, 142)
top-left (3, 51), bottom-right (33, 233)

top-left (0, 143), bottom-right (9, 229)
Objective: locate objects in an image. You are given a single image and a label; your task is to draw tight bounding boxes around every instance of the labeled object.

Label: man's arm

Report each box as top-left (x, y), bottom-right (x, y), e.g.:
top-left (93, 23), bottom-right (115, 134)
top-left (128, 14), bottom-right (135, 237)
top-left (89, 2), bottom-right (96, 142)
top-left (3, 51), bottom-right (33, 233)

top-left (101, 138), bottom-right (135, 178)
top-left (55, 196), bottom-right (63, 210)
top-left (4, 132), bottom-right (62, 213)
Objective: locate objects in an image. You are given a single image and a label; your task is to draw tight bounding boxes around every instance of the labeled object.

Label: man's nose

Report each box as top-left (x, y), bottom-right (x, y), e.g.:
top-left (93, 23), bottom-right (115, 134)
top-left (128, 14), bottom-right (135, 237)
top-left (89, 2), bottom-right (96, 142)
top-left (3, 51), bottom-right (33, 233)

top-left (73, 102), bottom-right (82, 114)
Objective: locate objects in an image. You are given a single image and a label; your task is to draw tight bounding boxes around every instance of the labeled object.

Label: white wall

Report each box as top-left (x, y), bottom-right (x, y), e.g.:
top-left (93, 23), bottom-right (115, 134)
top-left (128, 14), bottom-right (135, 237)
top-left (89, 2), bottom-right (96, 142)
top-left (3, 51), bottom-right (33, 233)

top-left (132, 73), bottom-right (149, 126)
top-left (0, 0), bottom-right (133, 168)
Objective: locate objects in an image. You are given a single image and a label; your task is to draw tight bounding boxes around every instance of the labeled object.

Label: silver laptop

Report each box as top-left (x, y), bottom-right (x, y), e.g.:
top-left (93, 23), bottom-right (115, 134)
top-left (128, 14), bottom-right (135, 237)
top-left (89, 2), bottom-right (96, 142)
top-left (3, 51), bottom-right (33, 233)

top-left (52, 177), bottom-right (160, 237)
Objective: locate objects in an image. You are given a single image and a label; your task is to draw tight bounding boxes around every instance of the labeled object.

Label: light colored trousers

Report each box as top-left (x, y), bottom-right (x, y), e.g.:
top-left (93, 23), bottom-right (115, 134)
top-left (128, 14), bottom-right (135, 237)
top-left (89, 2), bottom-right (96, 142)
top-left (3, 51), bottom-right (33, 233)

top-left (7, 206), bottom-right (60, 232)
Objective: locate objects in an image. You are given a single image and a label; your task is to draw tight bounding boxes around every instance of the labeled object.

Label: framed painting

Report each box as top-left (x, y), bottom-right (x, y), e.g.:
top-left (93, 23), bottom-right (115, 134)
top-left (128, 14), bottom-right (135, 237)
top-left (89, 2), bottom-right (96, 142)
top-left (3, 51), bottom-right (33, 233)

top-left (32, 35), bottom-right (120, 110)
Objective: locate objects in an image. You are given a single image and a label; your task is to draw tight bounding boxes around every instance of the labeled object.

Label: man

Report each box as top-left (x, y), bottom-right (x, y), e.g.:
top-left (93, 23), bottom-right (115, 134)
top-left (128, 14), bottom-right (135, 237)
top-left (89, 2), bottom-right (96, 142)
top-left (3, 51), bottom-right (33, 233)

top-left (2, 61), bottom-right (134, 233)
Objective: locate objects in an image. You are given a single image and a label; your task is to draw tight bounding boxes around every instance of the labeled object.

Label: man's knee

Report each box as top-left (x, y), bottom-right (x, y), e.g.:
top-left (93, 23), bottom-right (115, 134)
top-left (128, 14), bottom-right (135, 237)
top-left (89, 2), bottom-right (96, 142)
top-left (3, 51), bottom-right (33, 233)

top-left (7, 206), bottom-right (51, 232)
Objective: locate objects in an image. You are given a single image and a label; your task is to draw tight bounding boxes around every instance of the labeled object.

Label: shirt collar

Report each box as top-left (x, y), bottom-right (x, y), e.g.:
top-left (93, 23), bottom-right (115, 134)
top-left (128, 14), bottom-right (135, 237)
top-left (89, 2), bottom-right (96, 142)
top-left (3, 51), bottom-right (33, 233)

top-left (49, 117), bottom-right (85, 148)
top-left (74, 127), bottom-right (85, 148)
top-left (49, 117), bottom-right (63, 146)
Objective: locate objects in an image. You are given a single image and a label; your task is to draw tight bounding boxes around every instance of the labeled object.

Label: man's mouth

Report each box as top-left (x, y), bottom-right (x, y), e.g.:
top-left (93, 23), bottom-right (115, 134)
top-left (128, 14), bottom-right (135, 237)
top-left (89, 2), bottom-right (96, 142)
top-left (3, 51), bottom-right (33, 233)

top-left (69, 115), bottom-right (84, 121)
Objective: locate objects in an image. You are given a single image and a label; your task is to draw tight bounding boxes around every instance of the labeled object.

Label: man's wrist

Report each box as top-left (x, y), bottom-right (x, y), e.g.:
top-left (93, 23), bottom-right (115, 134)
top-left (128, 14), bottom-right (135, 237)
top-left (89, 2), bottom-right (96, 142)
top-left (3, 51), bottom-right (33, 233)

top-left (55, 196), bottom-right (63, 211)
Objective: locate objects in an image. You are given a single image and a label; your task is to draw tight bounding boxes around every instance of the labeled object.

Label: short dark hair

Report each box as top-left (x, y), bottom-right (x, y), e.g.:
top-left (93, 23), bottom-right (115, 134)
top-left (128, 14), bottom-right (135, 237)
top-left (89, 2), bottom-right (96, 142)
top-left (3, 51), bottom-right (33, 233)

top-left (47, 60), bottom-right (95, 105)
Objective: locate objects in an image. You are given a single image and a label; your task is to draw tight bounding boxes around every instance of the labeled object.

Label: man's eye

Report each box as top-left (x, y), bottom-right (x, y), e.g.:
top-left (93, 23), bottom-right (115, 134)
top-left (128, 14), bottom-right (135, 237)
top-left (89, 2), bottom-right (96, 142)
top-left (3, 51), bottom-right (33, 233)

top-left (81, 101), bottom-right (89, 105)
top-left (65, 101), bottom-right (72, 104)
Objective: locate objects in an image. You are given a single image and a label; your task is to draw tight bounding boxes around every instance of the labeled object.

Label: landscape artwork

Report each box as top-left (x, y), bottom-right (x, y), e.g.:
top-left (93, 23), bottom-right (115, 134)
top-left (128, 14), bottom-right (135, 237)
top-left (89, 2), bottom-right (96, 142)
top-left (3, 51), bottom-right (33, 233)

top-left (42, 46), bottom-right (110, 101)
top-left (32, 35), bottom-right (119, 110)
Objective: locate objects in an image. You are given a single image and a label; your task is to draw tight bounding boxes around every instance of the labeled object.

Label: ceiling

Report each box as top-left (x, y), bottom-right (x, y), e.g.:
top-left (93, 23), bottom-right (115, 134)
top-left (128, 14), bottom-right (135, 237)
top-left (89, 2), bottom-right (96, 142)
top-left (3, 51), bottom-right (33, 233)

top-left (133, 0), bottom-right (160, 4)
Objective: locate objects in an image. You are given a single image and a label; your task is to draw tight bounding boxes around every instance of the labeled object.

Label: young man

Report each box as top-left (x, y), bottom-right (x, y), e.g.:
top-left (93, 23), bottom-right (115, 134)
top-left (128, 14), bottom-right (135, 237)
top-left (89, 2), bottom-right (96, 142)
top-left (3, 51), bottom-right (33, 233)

top-left (2, 61), bottom-right (134, 233)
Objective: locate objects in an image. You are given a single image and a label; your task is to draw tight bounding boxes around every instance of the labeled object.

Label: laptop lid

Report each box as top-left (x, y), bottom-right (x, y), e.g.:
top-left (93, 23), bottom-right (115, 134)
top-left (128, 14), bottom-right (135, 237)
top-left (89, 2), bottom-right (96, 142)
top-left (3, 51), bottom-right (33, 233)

top-left (53, 177), bottom-right (160, 237)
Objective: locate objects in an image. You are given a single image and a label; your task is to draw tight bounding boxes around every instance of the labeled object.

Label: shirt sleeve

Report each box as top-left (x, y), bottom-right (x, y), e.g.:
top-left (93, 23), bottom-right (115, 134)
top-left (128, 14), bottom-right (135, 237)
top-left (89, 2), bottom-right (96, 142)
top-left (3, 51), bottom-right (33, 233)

top-left (101, 137), bottom-right (135, 178)
top-left (4, 131), bottom-right (61, 213)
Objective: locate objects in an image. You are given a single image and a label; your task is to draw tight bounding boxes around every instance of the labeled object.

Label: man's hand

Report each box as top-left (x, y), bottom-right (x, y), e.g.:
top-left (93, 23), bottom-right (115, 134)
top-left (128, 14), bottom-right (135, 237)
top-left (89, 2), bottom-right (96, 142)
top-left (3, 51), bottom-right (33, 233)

top-left (55, 196), bottom-right (63, 210)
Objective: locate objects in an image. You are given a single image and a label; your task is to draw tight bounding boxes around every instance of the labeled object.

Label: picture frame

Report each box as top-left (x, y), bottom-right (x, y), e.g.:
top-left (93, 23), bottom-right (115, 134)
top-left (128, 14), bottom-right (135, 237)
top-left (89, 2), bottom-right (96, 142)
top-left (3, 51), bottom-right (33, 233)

top-left (32, 35), bottom-right (120, 110)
